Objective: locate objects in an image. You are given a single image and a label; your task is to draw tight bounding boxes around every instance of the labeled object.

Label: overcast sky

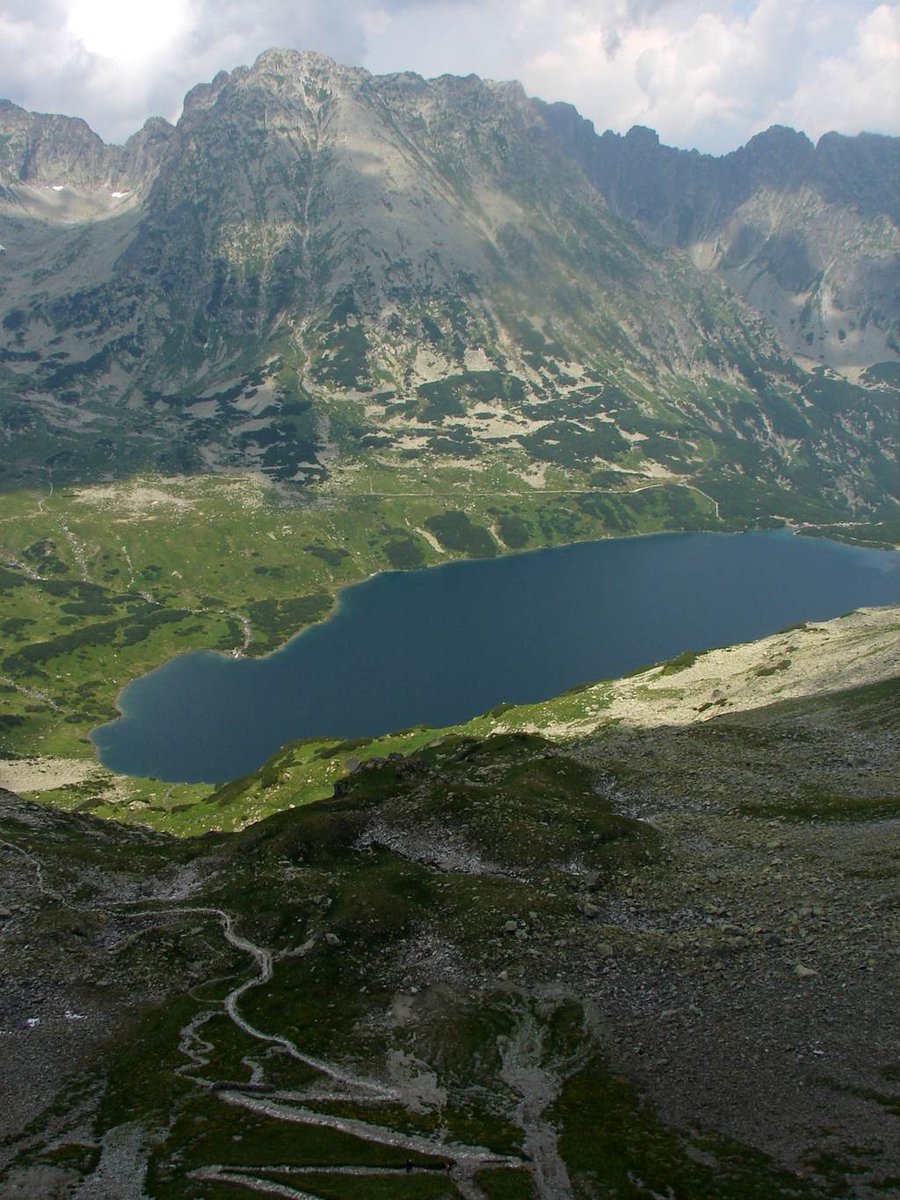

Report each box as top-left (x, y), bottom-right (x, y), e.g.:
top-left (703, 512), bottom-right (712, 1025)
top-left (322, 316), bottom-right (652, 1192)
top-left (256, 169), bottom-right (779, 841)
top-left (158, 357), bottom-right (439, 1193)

top-left (1, 0), bottom-right (897, 153)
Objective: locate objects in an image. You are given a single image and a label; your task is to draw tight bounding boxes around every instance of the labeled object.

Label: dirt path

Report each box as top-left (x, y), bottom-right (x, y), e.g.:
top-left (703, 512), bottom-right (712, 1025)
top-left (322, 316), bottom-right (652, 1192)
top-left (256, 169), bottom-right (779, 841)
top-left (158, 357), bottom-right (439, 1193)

top-left (218, 1089), bottom-right (519, 1168)
top-left (500, 1015), bottom-right (575, 1200)
top-left (117, 904), bottom-right (390, 1103)
top-left (117, 902), bottom-right (526, 1195)
top-left (2, 827), bottom-right (529, 1197)
top-left (190, 1161), bottom-right (481, 1199)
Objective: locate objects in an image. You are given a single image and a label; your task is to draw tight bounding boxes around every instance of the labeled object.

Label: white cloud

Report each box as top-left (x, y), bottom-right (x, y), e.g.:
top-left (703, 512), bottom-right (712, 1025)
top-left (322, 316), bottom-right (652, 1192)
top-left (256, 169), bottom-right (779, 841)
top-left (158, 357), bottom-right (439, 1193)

top-left (0, 0), bottom-right (896, 152)
top-left (785, 4), bottom-right (900, 139)
top-left (66, 0), bottom-right (193, 62)
top-left (469, 0), bottom-right (900, 152)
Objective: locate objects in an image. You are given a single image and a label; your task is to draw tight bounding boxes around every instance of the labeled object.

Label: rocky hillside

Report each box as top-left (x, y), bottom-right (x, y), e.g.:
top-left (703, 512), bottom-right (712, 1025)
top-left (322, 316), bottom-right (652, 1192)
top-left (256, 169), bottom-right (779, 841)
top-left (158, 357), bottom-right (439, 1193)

top-left (1, 609), bottom-right (898, 1198)
top-left (0, 51), bottom-right (896, 529)
top-left (0, 99), bottom-right (171, 194)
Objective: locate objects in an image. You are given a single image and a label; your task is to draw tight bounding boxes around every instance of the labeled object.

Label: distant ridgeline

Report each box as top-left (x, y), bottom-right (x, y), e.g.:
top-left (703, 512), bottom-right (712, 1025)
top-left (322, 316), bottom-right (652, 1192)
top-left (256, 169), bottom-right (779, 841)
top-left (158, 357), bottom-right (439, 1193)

top-left (0, 50), bottom-right (896, 533)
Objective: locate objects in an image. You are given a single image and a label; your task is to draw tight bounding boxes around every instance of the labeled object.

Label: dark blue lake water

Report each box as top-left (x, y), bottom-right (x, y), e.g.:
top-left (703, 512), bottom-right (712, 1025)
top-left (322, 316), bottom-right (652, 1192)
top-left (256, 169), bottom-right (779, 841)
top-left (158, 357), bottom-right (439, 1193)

top-left (92, 531), bottom-right (900, 784)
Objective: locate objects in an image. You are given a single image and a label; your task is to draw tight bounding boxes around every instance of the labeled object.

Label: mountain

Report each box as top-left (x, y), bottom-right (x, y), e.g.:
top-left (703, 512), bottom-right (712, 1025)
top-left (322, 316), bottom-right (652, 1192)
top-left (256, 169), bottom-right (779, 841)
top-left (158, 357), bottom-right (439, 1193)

top-left (0, 50), bottom-right (897, 529)
top-left (2, 609), bottom-right (899, 1198)
top-left (0, 99), bottom-right (171, 194)
top-left (540, 111), bottom-right (900, 369)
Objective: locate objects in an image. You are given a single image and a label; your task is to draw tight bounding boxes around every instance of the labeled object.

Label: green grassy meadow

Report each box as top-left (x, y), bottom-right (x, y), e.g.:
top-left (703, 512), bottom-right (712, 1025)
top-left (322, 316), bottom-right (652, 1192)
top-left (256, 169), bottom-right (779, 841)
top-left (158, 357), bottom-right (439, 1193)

top-left (0, 464), bottom-right (719, 811)
top-left (0, 445), bottom-right (895, 834)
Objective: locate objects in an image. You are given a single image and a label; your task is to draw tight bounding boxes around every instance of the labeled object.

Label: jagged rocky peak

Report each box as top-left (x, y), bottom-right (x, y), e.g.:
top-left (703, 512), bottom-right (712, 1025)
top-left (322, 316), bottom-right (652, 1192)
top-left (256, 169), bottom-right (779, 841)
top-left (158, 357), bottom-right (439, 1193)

top-left (119, 116), bottom-right (175, 185)
top-left (0, 98), bottom-right (118, 187)
top-left (180, 47), bottom-right (364, 119)
top-left (252, 46), bottom-right (350, 78)
top-left (0, 98), bottom-right (173, 195)
top-left (739, 123), bottom-right (815, 157)
top-left (623, 124), bottom-right (661, 149)
top-left (125, 45), bottom-right (624, 328)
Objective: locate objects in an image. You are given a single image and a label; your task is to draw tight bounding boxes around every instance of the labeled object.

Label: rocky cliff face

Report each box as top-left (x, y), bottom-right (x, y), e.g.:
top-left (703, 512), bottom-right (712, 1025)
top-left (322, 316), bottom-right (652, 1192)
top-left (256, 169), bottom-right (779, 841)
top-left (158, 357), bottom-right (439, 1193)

top-left (0, 99), bottom-right (172, 192)
top-left (0, 51), bottom-right (896, 522)
top-left (113, 49), bottom-right (753, 378)
top-left (0, 100), bottom-right (119, 190)
top-left (540, 108), bottom-right (900, 369)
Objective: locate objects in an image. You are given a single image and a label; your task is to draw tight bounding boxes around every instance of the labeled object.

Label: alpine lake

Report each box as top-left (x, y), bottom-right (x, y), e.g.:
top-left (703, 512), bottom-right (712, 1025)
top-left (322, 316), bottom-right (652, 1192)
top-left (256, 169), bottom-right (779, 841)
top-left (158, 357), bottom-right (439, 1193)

top-left (92, 529), bottom-right (900, 784)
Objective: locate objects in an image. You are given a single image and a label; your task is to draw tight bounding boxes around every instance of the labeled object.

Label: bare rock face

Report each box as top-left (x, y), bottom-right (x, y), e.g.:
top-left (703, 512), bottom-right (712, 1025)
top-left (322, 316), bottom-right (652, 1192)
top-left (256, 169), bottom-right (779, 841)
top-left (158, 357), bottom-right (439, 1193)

top-left (0, 101), bottom-right (172, 195)
top-left (118, 49), bottom-right (671, 355)
top-left (0, 100), bottom-right (118, 189)
top-left (540, 106), bottom-right (900, 369)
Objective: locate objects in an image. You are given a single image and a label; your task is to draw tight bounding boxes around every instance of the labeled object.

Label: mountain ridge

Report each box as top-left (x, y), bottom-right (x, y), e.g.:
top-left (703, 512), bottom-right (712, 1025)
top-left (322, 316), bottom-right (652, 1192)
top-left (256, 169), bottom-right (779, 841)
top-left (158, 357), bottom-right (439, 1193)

top-left (540, 103), bottom-right (900, 367)
top-left (1, 49), bottom-right (896, 529)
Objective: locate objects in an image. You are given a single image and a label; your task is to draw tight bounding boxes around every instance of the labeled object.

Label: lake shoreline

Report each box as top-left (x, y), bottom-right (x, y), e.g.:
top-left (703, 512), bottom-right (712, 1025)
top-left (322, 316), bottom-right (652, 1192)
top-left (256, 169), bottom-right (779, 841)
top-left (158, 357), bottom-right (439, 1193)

top-left (93, 516), bottom-right (900, 743)
top-left (91, 528), bottom-right (900, 785)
